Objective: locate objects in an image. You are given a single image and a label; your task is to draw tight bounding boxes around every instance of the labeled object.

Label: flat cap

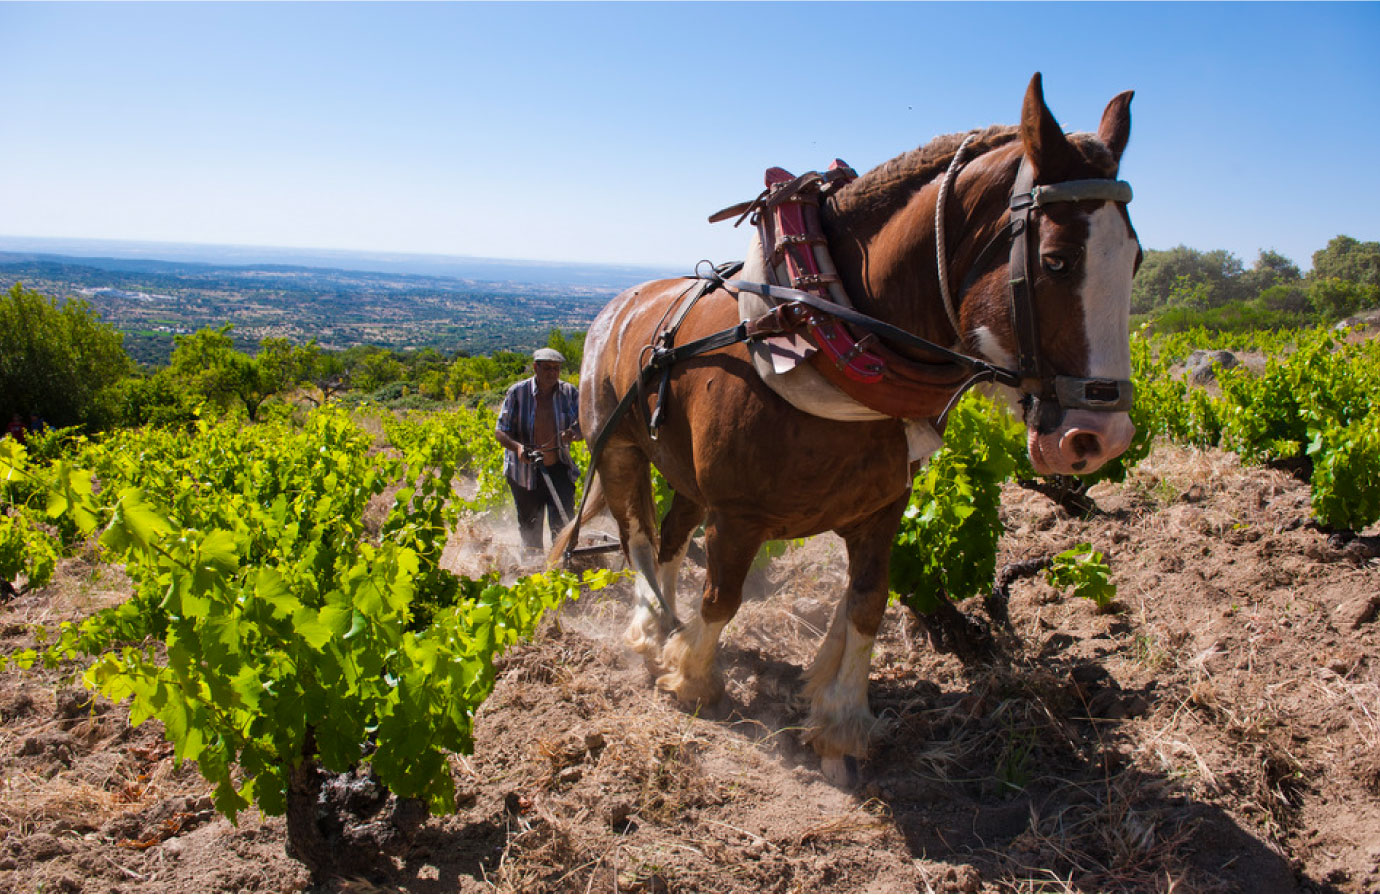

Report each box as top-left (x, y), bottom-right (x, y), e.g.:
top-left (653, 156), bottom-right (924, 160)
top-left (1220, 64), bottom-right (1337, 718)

top-left (532, 347), bottom-right (566, 364)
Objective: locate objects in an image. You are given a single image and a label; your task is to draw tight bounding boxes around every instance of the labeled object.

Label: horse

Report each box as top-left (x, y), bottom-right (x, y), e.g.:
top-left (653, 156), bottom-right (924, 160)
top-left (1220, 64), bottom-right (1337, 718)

top-left (553, 74), bottom-right (1140, 783)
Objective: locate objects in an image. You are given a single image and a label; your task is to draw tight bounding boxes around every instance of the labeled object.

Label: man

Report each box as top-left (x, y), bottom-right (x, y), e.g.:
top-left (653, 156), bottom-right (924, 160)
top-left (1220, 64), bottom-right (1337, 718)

top-left (495, 347), bottom-right (583, 553)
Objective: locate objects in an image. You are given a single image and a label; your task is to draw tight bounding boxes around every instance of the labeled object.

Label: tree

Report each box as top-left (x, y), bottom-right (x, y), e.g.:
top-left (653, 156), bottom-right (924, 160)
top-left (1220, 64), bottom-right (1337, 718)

top-left (168, 324), bottom-right (244, 416)
top-left (545, 329), bottom-right (585, 372)
top-left (0, 283), bottom-right (134, 430)
top-left (169, 325), bottom-right (313, 421)
top-left (401, 347), bottom-right (449, 379)
top-left (349, 349), bottom-right (406, 394)
top-left (445, 350), bottom-right (530, 400)
top-left (1307, 277), bottom-right (1380, 319)
top-left (95, 370), bottom-right (197, 429)
top-left (1131, 246), bottom-right (1245, 313)
top-left (305, 349), bottom-right (349, 406)
top-left (1256, 283), bottom-right (1311, 315)
top-left (256, 338), bottom-right (316, 400)
top-left (1239, 249), bottom-right (1302, 298)
top-left (1312, 235), bottom-right (1380, 288)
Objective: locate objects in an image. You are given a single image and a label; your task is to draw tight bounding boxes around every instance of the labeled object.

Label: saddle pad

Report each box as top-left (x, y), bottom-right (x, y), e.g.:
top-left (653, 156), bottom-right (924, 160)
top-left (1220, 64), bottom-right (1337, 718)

top-left (737, 234), bottom-right (943, 464)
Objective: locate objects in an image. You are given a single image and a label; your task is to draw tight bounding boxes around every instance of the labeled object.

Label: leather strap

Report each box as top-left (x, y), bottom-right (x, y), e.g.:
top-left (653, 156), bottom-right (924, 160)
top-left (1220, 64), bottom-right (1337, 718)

top-left (1007, 159), bottom-right (1043, 389)
top-left (1032, 179), bottom-right (1132, 207)
top-left (562, 276), bottom-right (793, 566)
top-left (727, 279), bottom-right (1020, 386)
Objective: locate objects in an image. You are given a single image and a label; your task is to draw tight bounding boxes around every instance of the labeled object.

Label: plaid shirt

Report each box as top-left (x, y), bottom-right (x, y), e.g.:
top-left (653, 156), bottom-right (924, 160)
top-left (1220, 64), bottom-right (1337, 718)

top-left (497, 377), bottom-right (581, 489)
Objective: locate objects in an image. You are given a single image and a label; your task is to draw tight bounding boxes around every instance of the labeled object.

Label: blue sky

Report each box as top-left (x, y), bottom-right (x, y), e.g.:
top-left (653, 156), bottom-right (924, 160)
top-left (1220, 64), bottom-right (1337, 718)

top-left (2, 2), bottom-right (1377, 271)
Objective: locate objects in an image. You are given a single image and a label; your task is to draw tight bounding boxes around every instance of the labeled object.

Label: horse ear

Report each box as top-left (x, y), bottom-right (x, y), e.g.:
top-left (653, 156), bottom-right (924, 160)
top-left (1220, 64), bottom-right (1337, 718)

top-left (1020, 72), bottom-right (1076, 181)
top-left (1097, 90), bottom-right (1134, 165)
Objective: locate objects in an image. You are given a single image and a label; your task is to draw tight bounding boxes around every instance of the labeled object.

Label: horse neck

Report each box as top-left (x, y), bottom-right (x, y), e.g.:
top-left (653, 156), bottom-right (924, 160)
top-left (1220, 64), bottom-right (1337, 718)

top-left (822, 142), bottom-right (1022, 351)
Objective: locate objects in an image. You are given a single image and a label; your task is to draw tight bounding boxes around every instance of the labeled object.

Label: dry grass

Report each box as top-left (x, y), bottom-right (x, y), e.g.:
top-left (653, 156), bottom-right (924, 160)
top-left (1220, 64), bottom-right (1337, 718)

top-left (0, 771), bottom-right (117, 836)
top-left (996, 772), bottom-right (1199, 892)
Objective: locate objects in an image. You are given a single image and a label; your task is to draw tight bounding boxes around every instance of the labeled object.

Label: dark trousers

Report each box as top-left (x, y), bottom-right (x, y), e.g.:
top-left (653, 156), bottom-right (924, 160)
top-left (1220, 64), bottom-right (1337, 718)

top-left (509, 468), bottom-right (576, 552)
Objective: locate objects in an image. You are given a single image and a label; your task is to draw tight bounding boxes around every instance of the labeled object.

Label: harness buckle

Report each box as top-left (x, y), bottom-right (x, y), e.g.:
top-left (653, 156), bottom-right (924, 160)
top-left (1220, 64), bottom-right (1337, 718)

top-left (834, 332), bottom-right (881, 372)
top-left (1054, 376), bottom-right (1134, 412)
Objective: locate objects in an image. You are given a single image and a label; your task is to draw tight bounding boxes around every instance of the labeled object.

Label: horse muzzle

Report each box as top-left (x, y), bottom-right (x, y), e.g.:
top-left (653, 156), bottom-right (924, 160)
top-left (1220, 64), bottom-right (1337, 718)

top-left (1027, 408), bottom-right (1135, 476)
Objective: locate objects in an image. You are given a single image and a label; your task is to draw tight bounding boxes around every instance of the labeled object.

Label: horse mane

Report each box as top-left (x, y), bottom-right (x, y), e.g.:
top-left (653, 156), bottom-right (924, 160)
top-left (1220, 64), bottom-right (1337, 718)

top-left (824, 124), bottom-right (1117, 225)
top-left (824, 125), bottom-right (1019, 223)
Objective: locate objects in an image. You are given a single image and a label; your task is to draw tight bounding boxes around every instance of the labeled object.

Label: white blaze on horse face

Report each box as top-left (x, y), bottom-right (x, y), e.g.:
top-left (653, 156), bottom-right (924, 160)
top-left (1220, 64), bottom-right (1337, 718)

top-left (1076, 205), bottom-right (1137, 381)
top-left (1063, 203), bottom-right (1137, 464)
top-left (1026, 204), bottom-right (1138, 474)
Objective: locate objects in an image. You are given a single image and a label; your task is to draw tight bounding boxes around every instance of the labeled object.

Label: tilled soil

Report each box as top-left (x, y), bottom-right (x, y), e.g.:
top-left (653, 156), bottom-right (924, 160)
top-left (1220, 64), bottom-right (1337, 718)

top-left (1, 443), bottom-right (1377, 893)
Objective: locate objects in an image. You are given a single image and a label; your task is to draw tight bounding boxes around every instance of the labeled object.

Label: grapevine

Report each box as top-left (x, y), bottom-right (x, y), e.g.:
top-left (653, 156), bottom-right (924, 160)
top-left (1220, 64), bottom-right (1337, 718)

top-left (1045, 543), bottom-right (1117, 612)
top-left (1, 407), bottom-right (622, 860)
top-left (890, 392), bottom-right (1025, 614)
top-left (1131, 325), bottom-right (1380, 531)
top-left (0, 509), bottom-right (60, 596)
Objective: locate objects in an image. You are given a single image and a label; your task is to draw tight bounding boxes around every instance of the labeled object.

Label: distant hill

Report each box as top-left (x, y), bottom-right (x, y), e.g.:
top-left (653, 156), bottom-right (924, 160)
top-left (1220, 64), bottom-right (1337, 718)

top-left (0, 236), bottom-right (668, 289)
top-left (0, 239), bottom-right (670, 365)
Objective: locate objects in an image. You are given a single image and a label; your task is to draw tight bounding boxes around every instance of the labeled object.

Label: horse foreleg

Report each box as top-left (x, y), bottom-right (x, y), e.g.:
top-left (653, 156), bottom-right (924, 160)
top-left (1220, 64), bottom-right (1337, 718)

top-left (803, 503), bottom-right (906, 785)
top-left (656, 513), bottom-right (759, 707)
top-left (598, 445), bottom-right (673, 656)
top-left (628, 489), bottom-right (704, 659)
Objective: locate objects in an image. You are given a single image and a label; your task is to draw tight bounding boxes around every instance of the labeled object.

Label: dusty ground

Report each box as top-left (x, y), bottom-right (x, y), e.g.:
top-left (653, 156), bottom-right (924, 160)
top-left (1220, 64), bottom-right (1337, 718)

top-left (2, 443), bottom-right (1377, 893)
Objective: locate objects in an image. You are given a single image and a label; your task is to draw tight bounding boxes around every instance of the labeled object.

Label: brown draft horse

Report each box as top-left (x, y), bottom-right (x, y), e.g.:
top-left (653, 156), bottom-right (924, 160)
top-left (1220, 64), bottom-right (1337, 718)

top-left (554, 74), bottom-right (1139, 783)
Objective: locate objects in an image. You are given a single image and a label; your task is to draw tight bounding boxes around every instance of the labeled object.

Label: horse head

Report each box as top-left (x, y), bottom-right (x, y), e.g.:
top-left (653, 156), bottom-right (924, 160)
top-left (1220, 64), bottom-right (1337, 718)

top-left (963, 74), bottom-right (1140, 475)
top-left (821, 74), bottom-right (1139, 475)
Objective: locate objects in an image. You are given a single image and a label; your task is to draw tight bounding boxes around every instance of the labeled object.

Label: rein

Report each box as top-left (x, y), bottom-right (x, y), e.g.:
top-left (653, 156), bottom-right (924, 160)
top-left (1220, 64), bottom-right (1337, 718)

top-left (723, 279), bottom-right (1019, 388)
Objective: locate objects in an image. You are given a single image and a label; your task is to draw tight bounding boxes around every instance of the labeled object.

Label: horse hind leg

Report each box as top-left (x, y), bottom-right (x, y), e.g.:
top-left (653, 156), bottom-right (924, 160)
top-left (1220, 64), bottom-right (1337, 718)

top-left (654, 491), bottom-right (705, 621)
top-left (597, 445), bottom-right (675, 656)
top-left (803, 597), bottom-right (881, 786)
top-left (657, 513), bottom-right (759, 707)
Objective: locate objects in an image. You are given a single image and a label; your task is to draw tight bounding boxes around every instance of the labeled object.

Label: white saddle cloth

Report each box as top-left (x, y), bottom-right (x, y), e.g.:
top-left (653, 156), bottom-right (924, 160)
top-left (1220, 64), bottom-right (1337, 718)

top-left (735, 234), bottom-right (943, 464)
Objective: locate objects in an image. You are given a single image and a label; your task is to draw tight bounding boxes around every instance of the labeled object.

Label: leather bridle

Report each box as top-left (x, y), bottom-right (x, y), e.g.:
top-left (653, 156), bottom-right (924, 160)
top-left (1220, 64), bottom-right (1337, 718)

top-left (1001, 157), bottom-right (1136, 431)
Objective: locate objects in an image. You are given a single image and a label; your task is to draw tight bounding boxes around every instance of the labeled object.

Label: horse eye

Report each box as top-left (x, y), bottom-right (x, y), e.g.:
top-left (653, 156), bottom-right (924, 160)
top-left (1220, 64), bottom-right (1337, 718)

top-left (1042, 254), bottom-right (1069, 275)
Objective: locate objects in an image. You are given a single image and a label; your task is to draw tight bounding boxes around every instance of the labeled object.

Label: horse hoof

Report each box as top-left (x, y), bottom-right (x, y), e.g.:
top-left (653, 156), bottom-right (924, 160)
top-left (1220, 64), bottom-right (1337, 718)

top-left (821, 755), bottom-right (861, 789)
top-left (623, 623), bottom-right (663, 657)
top-left (654, 669), bottom-right (723, 708)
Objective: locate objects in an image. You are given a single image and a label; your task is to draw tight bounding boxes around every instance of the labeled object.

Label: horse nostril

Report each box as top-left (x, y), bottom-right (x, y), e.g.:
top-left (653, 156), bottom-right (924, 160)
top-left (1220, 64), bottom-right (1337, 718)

top-left (1067, 431), bottom-right (1102, 460)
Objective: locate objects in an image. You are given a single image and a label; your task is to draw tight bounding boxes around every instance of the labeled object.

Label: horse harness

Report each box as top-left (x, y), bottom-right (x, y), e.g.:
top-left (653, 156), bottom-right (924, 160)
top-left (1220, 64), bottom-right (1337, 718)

top-left (562, 151), bottom-right (1135, 565)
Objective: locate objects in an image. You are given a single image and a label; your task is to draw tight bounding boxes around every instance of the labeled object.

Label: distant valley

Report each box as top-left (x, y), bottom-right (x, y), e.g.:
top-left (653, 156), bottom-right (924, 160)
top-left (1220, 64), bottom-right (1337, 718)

top-left (0, 238), bottom-right (668, 365)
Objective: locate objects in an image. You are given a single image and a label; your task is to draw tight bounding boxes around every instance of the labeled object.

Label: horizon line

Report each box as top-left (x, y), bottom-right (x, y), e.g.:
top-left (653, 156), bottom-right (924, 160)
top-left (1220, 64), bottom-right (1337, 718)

top-left (0, 233), bottom-right (674, 275)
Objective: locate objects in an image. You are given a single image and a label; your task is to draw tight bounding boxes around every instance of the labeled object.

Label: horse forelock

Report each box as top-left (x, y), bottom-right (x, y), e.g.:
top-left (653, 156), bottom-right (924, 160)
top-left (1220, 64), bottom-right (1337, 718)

top-left (1065, 132), bottom-right (1119, 177)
